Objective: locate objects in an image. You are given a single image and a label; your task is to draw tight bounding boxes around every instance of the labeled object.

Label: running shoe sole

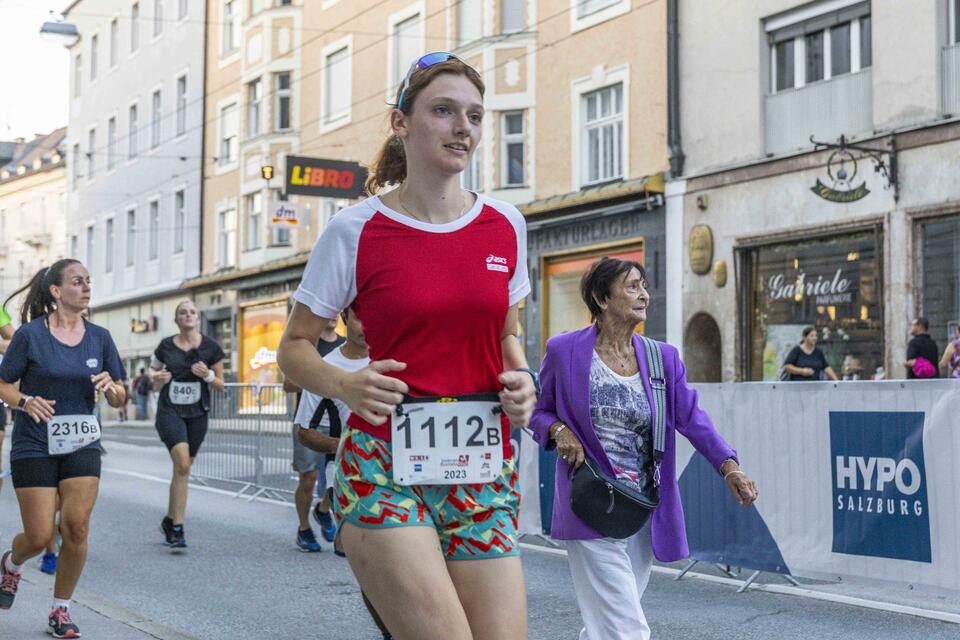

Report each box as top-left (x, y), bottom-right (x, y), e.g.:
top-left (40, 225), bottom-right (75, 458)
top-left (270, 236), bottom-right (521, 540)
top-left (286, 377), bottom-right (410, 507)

top-left (47, 628), bottom-right (81, 638)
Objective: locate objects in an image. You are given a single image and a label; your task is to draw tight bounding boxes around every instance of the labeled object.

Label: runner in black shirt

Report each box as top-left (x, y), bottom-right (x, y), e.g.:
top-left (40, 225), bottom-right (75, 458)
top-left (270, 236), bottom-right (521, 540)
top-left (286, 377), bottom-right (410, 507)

top-left (151, 300), bottom-right (225, 549)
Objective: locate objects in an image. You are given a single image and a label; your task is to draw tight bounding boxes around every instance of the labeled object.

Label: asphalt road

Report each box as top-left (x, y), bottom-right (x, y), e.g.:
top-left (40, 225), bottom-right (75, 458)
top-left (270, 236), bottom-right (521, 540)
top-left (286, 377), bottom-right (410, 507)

top-left (0, 426), bottom-right (957, 639)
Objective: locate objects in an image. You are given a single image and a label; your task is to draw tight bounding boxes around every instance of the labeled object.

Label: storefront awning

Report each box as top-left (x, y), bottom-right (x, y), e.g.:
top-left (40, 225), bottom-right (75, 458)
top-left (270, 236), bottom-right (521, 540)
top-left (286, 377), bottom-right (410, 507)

top-left (181, 251), bottom-right (310, 290)
top-left (520, 173), bottom-right (664, 219)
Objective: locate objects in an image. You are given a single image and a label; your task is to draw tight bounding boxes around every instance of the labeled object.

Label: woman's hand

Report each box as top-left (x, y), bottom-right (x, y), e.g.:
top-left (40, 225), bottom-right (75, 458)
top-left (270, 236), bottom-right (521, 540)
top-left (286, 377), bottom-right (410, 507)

top-left (25, 396), bottom-right (56, 423)
top-left (339, 360), bottom-right (409, 426)
top-left (90, 371), bottom-right (115, 394)
top-left (498, 371), bottom-right (537, 428)
top-left (191, 362), bottom-right (210, 379)
top-left (552, 422), bottom-right (585, 469)
top-left (153, 369), bottom-right (172, 385)
top-left (721, 460), bottom-right (758, 506)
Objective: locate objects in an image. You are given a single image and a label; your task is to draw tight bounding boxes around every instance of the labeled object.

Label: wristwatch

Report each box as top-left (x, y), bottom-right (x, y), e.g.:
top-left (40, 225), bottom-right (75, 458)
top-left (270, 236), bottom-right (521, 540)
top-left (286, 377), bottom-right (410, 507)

top-left (516, 367), bottom-right (541, 400)
top-left (17, 395), bottom-right (32, 411)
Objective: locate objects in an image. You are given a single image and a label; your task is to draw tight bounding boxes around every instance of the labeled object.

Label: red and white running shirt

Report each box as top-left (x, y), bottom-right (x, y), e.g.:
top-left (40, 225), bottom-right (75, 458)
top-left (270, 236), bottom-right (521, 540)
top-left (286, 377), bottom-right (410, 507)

top-left (293, 193), bottom-right (530, 450)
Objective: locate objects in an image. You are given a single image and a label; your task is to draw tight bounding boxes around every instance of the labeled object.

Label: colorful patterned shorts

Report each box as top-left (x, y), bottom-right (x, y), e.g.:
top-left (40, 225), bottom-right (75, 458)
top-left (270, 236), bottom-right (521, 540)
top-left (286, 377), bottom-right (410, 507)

top-left (333, 428), bottom-right (520, 561)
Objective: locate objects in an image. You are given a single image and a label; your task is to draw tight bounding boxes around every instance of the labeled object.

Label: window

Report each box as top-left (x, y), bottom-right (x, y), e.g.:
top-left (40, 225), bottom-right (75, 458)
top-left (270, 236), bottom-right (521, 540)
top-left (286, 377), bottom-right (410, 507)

top-left (107, 117), bottom-right (117, 169)
top-left (246, 192), bottom-right (262, 250)
top-left (462, 143), bottom-right (482, 191)
top-left (250, 0), bottom-right (263, 14)
top-left (953, 0), bottom-right (960, 44)
top-left (501, 0), bottom-right (525, 33)
top-left (247, 79), bottom-right (262, 137)
top-left (274, 72), bottom-right (291, 130)
top-left (501, 111), bottom-right (524, 186)
top-left (178, 0), bottom-right (188, 19)
top-left (105, 218), bottom-right (114, 273)
top-left (87, 128), bottom-right (96, 180)
top-left (72, 143), bottom-right (81, 186)
top-left (151, 89), bottom-right (162, 148)
top-left (577, 0), bottom-right (619, 19)
top-left (73, 54), bottom-right (81, 98)
top-left (768, 7), bottom-right (872, 93)
top-left (219, 103), bottom-right (238, 164)
top-left (174, 189), bottom-right (185, 253)
top-left (149, 200), bottom-right (159, 259)
top-left (176, 75), bottom-right (187, 136)
top-left (154, 0), bottom-right (164, 36)
top-left (90, 34), bottom-right (98, 80)
top-left (128, 104), bottom-right (139, 158)
top-left (70, 234), bottom-right (78, 259)
top-left (126, 208), bottom-right (136, 266)
top-left (218, 208), bottom-right (237, 267)
top-left (323, 46), bottom-right (350, 125)
top-left (583, 84), bottom-right (623, 185)
top-left (392, 12), bottom-right (423, 91)
top-left (223, 0), bottom-right (240, 54)
top-left (110, 19), bottom-right (119, 67)
top-left (131, 2), bottom-right (140, 52)
top-left (86, 225), bottom-right (95, 272)
top-left (921, 216), bottom-right (960, 349)
top-left (457, 0), bottom-right (482, 46)
top-left (270, 189), bottom-right (290, 246)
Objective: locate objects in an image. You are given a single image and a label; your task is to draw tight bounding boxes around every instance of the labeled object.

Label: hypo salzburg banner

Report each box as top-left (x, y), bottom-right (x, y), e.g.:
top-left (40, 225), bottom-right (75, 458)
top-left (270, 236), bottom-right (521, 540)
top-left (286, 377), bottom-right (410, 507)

top-left (674, 380), bottom-right (959, 591)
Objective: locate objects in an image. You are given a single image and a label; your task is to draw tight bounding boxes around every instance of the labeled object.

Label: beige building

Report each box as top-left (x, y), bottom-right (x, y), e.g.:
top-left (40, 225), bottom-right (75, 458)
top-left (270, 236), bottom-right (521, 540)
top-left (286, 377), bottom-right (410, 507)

top-left (0, 130), bottom-right (69, 307)
top-left (674, 0), bottom-right (960, 382)
top-left (192, 0), bottom-right (672, 374)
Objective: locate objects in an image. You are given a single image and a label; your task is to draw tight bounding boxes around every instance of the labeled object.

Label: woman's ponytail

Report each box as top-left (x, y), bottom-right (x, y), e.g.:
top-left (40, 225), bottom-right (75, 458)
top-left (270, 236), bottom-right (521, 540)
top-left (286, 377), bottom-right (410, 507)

top-left (4, 259), bottom-right (80, 325)
top-left (365, 134), bottom-right (407, 195)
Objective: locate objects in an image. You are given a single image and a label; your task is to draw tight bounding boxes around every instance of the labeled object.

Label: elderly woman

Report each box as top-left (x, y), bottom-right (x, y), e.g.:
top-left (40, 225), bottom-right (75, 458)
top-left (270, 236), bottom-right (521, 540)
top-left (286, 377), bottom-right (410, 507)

top-left (530, 257), bottom-right (758, 640)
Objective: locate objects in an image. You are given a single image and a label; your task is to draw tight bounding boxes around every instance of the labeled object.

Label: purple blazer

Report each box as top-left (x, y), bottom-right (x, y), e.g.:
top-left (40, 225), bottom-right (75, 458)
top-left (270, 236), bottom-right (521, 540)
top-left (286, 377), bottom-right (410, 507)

top-left (530, 324), bottom-right (738, 562)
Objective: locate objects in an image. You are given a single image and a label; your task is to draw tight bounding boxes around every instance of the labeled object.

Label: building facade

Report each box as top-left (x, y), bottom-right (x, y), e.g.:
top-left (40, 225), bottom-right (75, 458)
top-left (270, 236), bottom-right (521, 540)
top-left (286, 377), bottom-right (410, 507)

top-left (674, 0), bottom-right (960, 382)
top-left (0, 130), bottom-right (69, 303)
top-left (63, 0), bottom-right (206, 375)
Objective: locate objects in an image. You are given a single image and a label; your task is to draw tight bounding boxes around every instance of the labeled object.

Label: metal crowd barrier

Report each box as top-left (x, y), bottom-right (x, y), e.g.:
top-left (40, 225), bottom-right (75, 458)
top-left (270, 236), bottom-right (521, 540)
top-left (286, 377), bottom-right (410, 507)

top-left (191, 383), bottom-right (298, 501)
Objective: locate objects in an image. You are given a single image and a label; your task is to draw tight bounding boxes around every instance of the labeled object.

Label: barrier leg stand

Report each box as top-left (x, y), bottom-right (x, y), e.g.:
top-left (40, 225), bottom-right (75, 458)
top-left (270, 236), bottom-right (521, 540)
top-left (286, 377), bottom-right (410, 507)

top-left (519, 533), bottom-right (561, 549)
top-left (736, 570), bottom-right (762, 593)
top-left (783, 575), bottom-right (801, 587)
top-left (674, 559), bottom-right (699, 581)
top-left (716, 564), bottom-right (740, 578)
top-left (254, 385), bottom-right (265, 498)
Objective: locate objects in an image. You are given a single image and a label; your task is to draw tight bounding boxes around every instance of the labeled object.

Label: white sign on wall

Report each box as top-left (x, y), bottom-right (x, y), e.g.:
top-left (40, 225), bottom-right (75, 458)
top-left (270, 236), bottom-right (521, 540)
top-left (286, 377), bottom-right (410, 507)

top-left (268, 200), bottom-right (300, 227)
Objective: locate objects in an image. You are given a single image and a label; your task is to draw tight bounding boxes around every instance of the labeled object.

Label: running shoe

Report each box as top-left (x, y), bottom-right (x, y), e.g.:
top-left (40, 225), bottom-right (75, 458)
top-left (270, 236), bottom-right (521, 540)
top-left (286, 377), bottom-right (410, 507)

top-left (40, 552), bottom-right (58, 575)
top-left (0, 550), bottom-right (22, 609)
top-left (48, 606), bottom-right (81, 638)
top-left (161, 516), bottom-right (175, 546)
top-left (169, 525), bottom-right (187, 549)
top-left (313, 503), bottom-right (337, 543)
top-left (296, 528), bottom-right (322, 552)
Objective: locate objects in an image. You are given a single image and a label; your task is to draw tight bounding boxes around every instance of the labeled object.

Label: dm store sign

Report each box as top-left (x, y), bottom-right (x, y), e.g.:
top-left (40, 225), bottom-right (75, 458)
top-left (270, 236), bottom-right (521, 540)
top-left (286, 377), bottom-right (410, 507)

top-left (829, 411), bottom-right (930, 563)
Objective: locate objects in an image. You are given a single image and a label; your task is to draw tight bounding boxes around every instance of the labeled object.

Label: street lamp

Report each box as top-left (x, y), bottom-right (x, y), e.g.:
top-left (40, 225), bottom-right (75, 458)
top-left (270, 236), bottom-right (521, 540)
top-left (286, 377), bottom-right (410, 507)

top-left (39, 15), bottom-right (79, 48)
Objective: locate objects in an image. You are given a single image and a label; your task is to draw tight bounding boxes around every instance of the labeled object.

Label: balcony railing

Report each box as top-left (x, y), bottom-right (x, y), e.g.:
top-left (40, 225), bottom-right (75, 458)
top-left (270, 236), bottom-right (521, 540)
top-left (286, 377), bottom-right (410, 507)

top-left (943, 43), bottom-right (960, 116)
top-left (765, 69), bottom-right (873, 155)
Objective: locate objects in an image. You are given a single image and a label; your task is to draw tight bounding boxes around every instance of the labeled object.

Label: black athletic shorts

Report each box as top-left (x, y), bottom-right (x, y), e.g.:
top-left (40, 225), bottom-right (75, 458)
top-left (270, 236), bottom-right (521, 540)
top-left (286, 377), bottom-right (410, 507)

top-left (155, 407), bottom-right (209, 458)
top-left (0, 406), bottom-right (6, 431)
top-left (11, 447), bottom-right (102, 488)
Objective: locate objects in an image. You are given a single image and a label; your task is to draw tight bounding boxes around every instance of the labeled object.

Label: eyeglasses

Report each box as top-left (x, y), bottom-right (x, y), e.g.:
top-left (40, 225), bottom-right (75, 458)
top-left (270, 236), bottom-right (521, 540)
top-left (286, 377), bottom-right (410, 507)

top-left (396, 51), bottom-right (462, 111)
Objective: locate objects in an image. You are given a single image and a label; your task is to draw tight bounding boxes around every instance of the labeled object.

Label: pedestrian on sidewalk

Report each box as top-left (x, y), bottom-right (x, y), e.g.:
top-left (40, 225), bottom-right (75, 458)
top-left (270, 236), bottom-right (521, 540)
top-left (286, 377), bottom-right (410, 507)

top-left (530, 257), bottom-right (758, 640)
top-left (938, 323), bottom-right (960, 378)
top-left (134, 368), bottom-right (150, 419)
top-left (278, 52), bottom-right (536, 640)
top-left (906, 317), bottom-right (939, 379)
top-left (0, 259), bottom-right (127, 639)
top-left (283, 316), bottom-right (344, 554)
top-left (150, 300), bottom-right (226, 550)
top-left (781, 327), bottom-right (839, 381)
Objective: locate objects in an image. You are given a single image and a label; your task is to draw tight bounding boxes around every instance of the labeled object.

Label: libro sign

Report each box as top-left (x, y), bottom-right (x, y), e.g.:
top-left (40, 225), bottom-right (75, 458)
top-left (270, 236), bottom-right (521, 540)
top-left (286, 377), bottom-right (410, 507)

top-left (285, 155), bottom-right (367, 199)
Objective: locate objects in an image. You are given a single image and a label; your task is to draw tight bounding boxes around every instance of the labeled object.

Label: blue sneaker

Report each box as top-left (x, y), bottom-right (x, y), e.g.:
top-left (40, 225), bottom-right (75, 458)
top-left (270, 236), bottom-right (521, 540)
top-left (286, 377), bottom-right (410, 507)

top-left (40, 552), bottom-right (57, 575)
top-left (296, 528), bottom-right (321, 552)
top-left (313, 503), bottom-right (337, 543)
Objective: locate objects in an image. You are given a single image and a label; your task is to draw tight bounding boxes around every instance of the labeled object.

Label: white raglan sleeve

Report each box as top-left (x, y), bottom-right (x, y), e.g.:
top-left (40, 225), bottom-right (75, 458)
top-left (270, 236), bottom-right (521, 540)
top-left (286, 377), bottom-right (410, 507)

top-left (505, 204), bottom-right (531, 306)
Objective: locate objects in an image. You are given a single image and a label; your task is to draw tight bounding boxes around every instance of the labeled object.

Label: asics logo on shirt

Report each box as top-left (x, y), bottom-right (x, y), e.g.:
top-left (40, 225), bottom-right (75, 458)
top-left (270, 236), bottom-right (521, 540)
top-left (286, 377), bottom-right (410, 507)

top-left (486, 254), bottom-right (509, 272)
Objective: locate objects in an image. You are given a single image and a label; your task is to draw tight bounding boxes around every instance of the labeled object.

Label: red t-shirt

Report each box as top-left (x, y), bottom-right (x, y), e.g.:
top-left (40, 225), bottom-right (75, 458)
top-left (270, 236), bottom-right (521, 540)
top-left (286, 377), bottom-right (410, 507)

top-left (293, 194), bottom-right (530, 456)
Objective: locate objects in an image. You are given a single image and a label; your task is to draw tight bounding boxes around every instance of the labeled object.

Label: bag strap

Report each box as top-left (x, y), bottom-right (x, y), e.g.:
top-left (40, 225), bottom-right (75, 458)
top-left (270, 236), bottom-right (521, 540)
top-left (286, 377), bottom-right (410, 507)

top-left (639, 336), bottom-right (666, 465)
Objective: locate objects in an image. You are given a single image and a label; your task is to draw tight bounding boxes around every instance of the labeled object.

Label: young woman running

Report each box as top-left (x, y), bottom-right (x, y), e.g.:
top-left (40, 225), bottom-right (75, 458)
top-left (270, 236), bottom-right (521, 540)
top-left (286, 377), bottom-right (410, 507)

top-left (0, 260), bottom-right (127, 638)
top-left (278, 53), bottom-right (537, 640)
top-left (151, 300), bottom-right (225, 549)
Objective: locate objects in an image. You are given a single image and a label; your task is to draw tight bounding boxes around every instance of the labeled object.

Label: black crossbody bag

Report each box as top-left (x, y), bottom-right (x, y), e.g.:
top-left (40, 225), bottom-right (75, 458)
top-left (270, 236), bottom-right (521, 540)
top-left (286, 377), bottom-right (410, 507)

top-left (569, 336), bottom-right (666, 539)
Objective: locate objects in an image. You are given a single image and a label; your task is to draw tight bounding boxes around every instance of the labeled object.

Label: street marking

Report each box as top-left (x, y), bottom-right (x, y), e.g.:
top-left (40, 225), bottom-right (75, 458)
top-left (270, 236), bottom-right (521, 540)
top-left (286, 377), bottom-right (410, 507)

top-left (518, 543), bottom-right (960, 625)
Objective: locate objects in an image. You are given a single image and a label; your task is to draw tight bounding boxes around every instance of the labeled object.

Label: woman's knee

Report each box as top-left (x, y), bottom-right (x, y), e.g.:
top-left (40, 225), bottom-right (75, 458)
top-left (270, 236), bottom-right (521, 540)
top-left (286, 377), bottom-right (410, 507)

top-left (22, 527), bottom-right (56, 553)
top-left (172, 457), bottom-right (192, 477)
top-left (59, 515), bottom-right (91, 546)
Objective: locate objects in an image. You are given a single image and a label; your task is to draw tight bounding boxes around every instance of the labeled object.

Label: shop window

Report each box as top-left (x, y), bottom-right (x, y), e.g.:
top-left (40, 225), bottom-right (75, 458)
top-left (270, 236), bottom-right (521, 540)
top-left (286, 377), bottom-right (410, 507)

top-left (740, 229), bottom-right (883, 381)
top-left (920, 216), bottom-right (960, 348)
top-left (240, 302), bottom-right (286, 386)
top-left (542, 242), bottom-right (644, 350)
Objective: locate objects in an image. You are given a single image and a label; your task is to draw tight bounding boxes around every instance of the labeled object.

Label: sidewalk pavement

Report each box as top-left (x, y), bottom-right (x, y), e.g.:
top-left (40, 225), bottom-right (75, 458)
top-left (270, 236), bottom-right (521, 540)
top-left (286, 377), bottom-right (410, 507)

top-left (1, 565), bottom-right (197, 640)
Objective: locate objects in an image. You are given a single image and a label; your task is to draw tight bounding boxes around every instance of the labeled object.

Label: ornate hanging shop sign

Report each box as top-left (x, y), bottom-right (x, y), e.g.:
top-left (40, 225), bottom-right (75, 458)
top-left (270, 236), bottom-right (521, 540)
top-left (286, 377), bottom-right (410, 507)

top-left (810, 135), bottom-right (899, 204)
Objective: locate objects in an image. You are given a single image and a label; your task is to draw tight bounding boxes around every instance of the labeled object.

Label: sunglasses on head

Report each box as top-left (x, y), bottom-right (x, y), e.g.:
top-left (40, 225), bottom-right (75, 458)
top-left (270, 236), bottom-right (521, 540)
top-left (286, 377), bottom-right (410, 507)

top-left (396, 51), bottom-right (464, 111)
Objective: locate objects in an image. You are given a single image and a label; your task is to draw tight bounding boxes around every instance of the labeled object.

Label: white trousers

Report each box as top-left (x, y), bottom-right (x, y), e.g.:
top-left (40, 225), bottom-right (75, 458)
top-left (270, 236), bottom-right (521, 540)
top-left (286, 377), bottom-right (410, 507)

top-left (565, 521), bottom-right (654, 640)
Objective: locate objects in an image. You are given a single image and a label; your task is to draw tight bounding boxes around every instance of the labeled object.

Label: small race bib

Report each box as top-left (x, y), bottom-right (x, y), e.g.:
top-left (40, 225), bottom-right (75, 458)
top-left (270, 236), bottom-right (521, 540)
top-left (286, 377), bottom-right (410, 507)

top-left (391, 394), bottom-right (504, 486)
top-left (169, 381), bottom-right (202, 405)
top-left (47, 414), bottom-right (100, 456)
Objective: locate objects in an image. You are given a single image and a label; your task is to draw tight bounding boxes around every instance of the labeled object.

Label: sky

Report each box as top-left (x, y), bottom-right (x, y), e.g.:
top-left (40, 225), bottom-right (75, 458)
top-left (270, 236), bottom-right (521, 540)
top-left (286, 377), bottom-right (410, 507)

top-left (0, 0), bottom-right (72, 141)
